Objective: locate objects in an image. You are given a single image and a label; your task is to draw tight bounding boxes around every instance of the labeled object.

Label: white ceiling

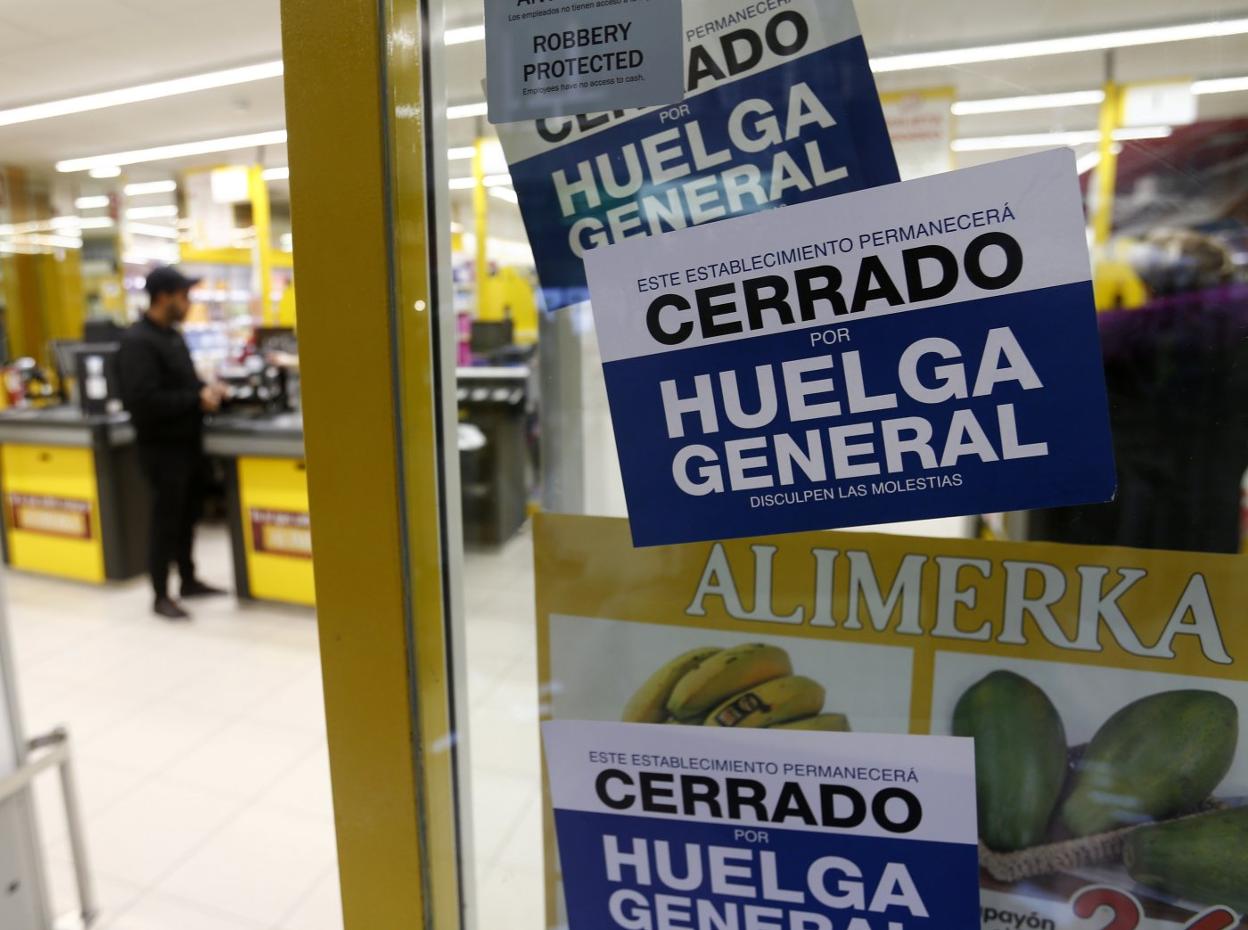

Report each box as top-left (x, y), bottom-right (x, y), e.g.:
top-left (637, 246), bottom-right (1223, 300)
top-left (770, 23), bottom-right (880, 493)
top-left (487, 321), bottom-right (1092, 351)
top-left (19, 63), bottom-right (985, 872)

top-left (0, 0), bottom-right (282, 104)
top-left (1, 0), bottom-right (1247, 191)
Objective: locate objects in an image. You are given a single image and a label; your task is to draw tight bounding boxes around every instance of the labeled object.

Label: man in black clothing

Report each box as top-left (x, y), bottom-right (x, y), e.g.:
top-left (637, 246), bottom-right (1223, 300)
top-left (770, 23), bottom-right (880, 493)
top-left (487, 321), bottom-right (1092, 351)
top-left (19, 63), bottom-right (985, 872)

top-left (119, 266), bottom-right (229, 619)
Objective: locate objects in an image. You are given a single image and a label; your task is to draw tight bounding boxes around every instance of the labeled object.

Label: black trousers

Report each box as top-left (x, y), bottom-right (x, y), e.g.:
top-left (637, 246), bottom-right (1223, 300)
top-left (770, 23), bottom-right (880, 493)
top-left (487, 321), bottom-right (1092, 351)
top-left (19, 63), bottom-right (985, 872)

top-left (138, 442), bottom-right (207, 600)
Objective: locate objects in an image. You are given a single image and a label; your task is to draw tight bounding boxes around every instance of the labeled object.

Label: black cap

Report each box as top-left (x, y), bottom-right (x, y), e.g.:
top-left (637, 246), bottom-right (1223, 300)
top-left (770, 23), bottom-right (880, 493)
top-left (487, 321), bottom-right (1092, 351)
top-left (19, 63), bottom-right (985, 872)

top-left (144, 265), bottom-right (200, 298)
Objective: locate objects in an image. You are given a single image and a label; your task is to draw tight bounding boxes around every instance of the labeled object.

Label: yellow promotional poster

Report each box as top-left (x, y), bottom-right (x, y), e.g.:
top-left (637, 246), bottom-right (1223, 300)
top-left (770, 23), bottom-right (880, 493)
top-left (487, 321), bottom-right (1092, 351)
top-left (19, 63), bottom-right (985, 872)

top-left (535, 513), bottom-right (1248, 930)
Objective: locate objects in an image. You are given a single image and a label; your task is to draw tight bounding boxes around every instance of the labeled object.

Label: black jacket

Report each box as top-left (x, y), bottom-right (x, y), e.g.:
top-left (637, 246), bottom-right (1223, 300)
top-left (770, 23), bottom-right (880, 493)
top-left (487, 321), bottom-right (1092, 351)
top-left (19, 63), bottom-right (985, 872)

top-left (118, 316), bottom-right (204, 444)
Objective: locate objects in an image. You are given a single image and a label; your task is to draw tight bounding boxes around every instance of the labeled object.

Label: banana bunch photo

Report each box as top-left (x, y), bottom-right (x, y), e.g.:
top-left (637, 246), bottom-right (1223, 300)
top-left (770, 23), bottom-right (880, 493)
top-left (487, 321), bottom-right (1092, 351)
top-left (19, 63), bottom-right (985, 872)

top-left (622, 643), bottom-right (850, 732)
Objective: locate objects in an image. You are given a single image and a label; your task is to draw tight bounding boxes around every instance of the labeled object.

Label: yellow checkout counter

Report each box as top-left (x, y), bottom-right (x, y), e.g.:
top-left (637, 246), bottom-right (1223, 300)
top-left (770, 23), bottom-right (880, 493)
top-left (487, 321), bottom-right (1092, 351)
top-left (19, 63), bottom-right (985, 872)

top-left (206, 412), bottom-right (314, 607)
top-left (0, 406), bottom-right (314, 607)
top-left (0, 406), bottom-right (148, 583)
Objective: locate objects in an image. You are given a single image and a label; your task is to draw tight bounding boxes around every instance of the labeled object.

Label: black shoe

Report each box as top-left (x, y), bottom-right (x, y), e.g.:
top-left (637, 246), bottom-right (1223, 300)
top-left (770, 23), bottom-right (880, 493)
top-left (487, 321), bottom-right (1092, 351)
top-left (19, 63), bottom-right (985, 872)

top-left (181, 579), bottom-right (228, 598)
top-left (154, 597), bottom-right (191, 620)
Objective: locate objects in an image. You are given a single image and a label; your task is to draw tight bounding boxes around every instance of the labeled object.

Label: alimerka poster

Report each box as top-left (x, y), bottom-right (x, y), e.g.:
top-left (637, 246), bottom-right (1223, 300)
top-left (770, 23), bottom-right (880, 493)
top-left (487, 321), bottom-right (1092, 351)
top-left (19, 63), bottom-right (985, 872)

top-left (543, 719), bottom-right (980, 930)
top-left (497, 0), bottom-right (899, 311)
top-left (536, 513), bottom-right (1248, 929)
top-left (583, 149), bottom-right (1115, 547)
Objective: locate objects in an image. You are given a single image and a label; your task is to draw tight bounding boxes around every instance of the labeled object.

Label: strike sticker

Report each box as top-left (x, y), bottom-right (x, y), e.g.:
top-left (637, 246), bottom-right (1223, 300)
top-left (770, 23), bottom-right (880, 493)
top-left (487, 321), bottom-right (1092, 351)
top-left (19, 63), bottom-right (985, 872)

top-left (583, 149), bottom-right (1116, 546)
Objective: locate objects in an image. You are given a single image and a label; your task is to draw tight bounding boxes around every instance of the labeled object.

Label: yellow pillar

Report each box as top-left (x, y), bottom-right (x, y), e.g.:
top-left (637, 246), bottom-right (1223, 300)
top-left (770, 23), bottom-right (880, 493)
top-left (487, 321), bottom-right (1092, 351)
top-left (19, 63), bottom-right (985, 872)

top-left (1092, 82), bottom-right (1123, 247)
top-left (473, 136), bottom-right (489, 311)
top-left (0, 167), bottom-right (85, 365)
top-left (248, 164), bottom-right (276, 325)
top-left (280, 0), bottom-right (461, 925)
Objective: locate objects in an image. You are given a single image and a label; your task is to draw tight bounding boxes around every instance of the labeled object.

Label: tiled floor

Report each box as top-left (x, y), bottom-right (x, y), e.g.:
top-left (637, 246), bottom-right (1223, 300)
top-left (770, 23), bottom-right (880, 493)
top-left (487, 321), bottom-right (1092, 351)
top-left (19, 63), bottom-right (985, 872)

top-left (5, 525), bottom-right (339, 930)
top-left (461, 526), bottom-right (543, 930)
top-left (4, 521), bottom-right (545, 930)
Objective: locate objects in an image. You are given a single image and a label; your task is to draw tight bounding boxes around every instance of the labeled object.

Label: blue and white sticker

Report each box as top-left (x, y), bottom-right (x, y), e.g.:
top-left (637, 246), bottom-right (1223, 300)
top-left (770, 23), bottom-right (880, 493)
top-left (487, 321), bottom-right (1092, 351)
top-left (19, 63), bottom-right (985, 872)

top-left (542, 720), bottom-right (980, 930)
top-left (497, 0), bottom-right (899, 312)
top-left (583, 149), bottom-right (1117, 547)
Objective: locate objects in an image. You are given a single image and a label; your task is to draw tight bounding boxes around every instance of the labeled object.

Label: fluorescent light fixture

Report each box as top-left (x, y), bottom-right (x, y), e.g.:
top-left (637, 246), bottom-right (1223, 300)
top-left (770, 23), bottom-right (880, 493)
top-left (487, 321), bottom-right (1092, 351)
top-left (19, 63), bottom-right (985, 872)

top-left (124, 180), bottom-right (177, 196)
top-left (89, 165), bottom-right (122, 178)
top-left (32, 216), bottom-right (115, 232)
top-left (56, 129), bottom-right (288, 173)
top-left (448, 146), bottom-right (477, 160)
top-left (262, 166), bottom-right (290, 181)
top-left (952, 126), bottom-right (1172, 152)
top-left (489, 187), bottom-right (520, 204)
top-left (448, 101), bottom-right (488, 120)
top-left (0, 60), bottom-right (283, 128)
top-left (128, 222), bottom-right (180, 240)
top-left (1075, 143), bottom-right (1125, 176)
top-left (872, 17), bottom-right (1248, 73)
top-left (24, 234), bottom-right (83, 250)
top-left (446, 24), bottom-right (485, 45)
top-left (74, 195), bottom-right (111, 210)
top-left (1192, 75), bottom-right (1248, 95)
top-left (952, 75), bottom-right (1248, 116)
top-left (952, 89), bottom-right (1106, 116)
top-left (127, 205), bottom-right (178, 219)
top-left (448, 176), bottom-right (475, 190)
top-left (1075, 151), bottom-right (1102, 175)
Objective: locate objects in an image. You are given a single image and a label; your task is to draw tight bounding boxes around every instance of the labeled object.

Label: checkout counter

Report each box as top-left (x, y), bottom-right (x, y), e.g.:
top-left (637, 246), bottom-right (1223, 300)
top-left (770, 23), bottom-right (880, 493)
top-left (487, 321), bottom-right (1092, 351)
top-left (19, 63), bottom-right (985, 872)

top-left (206, 412), bottom-right (314, 607)
top-left (0, 407), bottom-right (147, 583)
top-left (0, 369), bottom-right (529, 604)
top-left (457, 366), bottom-right (533, 545)
top-left (0, 404), bottom-right (314, 608)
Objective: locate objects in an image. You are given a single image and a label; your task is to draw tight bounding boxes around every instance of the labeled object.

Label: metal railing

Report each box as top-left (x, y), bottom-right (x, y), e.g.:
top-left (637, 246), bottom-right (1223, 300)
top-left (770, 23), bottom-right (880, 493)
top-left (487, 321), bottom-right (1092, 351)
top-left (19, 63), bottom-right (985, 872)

top-left (0, 728), bottom-right (96, 929)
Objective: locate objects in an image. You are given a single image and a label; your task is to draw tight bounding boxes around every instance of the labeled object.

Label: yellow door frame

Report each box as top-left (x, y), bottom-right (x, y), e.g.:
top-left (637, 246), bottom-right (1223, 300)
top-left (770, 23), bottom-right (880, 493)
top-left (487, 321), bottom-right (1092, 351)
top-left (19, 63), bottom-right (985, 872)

top-left (281, 0), bottom-right (461, 927)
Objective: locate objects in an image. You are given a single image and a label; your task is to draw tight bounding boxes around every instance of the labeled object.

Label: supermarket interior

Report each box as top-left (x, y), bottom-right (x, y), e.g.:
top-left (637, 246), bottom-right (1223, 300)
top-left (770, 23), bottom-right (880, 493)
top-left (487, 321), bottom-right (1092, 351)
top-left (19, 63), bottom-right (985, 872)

top-left (0, 0), bottom-right (1246, 928)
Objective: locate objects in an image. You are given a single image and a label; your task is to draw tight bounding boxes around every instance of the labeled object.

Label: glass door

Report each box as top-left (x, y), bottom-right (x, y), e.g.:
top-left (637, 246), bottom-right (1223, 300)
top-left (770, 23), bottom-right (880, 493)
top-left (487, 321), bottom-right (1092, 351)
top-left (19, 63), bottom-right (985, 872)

top-left (283, 0), bottom-right (1248, 927)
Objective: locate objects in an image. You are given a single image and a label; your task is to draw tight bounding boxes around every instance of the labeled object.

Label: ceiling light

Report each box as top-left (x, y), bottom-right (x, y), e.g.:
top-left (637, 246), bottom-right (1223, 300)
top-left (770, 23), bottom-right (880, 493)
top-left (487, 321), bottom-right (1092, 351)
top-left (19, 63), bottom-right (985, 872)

top-left (951, 75), bottom-right (1248, 116)
top-left (127, 205), bottom-right (178, 219)
top-left (952, 89), bottom-right (1106, 116)
top-left (448, 102), bottom-right (488, 120)
top-left (127, 222), bottom-right (181, 240)
top-left (952, 126), bottom-right (1172, 152)
top-left (74, 195), bottom-right (111, 210)
top-left (56, 129), bottom-right (288, 173)
top-left (35, 216), bottom-right (115, 232)
top-left (262, 166), bottom-right (290, 181)
top-left (1075, 151), bottom-right (1102, 175)
top-left (489, 187), bottom-right (520, 204)
top-left (23, 234), bottom-right (83, 250)
top-left (1075, 143), bottom-right (1124, 176)
top-left (446, 25), bottom-right (485, 45)
top-left (1192, 75), bottom-right (1248, 95)
top-left (89, 166), bottom-right (122, 179)
top-left (872, 17), bottom-right (1248, 73)
top-left (0, 61), bottom-right (283, 128)
top-left (448, 176), bottom-right (475, 190)
top-left (124, 180), bottom-right (177, 196)
top-left (448, 146), bottom-right (477, 160)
